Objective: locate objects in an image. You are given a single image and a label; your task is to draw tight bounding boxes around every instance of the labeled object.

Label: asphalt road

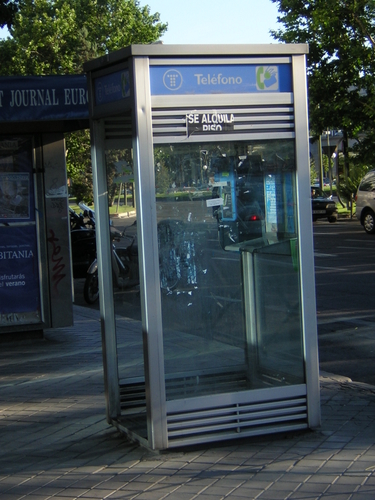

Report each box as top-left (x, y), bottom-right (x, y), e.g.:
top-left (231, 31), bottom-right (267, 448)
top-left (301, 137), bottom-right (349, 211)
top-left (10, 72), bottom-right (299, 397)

top-left (313, 217), bottom-right (375, 385)
top-left (73, 214), bottom-right (375, 385)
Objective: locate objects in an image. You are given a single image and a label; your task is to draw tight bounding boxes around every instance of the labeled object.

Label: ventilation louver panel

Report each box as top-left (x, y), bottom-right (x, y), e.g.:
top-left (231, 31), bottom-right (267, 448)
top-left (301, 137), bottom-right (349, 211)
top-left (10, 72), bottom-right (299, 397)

top-left (166, 394), bottom-right (307, 447)
top-left (119, 368), bottom-right (248, 414)
top-left (120, 381), bottom-right (146, 413)
top-left (152, 104), bottom-right (294, 141)
top-left (104, 116), bottom-right (132, 142)
top-left (119, 376), bottom-right (308, 448)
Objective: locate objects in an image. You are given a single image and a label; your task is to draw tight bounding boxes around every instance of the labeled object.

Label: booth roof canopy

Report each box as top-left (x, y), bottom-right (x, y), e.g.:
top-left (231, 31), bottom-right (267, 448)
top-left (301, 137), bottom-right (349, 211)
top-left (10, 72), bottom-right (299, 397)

top-left (83, 43), bottom-right (309, 73)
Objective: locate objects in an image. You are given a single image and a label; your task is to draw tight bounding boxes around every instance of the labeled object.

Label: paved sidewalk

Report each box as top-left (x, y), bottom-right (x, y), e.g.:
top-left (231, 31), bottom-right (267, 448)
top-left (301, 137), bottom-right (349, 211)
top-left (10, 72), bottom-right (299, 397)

top-left (1, 306), bottom-right (375, 499)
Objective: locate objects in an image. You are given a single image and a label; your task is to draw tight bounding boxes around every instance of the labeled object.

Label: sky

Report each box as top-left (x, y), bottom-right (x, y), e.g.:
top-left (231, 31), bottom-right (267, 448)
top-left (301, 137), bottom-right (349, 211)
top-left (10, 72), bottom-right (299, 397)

top-left (145, 0), bottom-right (281, 44)
top-left (0, 0), bottom-right (282, 44)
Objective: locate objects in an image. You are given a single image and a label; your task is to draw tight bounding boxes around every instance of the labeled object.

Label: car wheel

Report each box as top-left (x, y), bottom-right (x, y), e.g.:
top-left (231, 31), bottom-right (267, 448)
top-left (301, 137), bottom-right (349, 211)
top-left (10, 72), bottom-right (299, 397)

top-left (363, 210), bottom-right (375, 234)
top-left (328, 216), bottom-right (337, 223)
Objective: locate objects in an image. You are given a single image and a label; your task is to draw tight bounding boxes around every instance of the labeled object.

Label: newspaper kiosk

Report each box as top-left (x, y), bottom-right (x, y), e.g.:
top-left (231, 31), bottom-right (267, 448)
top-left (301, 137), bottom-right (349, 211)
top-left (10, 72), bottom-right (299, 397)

top-left (84, 44), bottom-right (320, 450)
top-left (0, 75), bottom-right (89, 336)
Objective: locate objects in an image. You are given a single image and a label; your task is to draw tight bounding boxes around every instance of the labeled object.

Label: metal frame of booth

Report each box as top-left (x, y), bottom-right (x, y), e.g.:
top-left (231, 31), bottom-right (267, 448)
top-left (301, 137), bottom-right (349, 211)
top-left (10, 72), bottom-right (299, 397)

top-left (84, 44), bottom-right (320, 450)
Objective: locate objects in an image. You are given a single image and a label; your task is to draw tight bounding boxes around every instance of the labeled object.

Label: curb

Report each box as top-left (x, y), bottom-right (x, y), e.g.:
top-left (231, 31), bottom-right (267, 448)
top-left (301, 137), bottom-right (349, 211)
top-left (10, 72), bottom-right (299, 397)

top-left (111, 211), bottom-right (136, 218)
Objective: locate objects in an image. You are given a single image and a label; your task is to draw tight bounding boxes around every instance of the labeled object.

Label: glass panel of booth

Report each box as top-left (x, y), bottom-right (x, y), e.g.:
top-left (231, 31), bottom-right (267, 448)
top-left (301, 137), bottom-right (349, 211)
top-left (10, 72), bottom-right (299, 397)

top-left (104, 139), bottom-right (304, 410)
top-left (154, 139), bottom-right (305, 400)
top-left (0, 137), bottom-right (42, 325)
top-left (103, 148), bottom-right (143, 384)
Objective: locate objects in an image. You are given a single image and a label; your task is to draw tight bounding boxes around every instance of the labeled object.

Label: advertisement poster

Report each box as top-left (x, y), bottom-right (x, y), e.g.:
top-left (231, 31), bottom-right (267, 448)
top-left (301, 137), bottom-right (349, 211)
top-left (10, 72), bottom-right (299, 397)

top-left (265, 176), bottom-right (277, 227)
top-left (0, 225), bottom-right (40, 313)
top-left (0, 172), bottom-right (30, 220)
top-left (0, 137), bottom-right (35, 223)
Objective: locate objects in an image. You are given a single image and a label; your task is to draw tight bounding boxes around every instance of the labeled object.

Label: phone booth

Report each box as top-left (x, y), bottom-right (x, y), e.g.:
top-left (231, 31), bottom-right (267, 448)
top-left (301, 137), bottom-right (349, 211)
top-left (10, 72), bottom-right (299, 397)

top-left (84, 44), bottom-right (320, 450)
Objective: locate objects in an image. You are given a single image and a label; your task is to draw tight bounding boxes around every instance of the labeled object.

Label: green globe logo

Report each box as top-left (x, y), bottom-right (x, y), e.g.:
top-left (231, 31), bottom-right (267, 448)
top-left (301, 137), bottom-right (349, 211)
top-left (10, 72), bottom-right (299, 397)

top-left (256, 66), bottom-right (278, 91)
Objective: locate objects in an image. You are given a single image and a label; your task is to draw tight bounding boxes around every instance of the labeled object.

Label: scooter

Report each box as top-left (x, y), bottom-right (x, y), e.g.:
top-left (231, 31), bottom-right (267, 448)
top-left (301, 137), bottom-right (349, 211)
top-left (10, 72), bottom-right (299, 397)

top-left (83, 223), bottom-right (139, 304)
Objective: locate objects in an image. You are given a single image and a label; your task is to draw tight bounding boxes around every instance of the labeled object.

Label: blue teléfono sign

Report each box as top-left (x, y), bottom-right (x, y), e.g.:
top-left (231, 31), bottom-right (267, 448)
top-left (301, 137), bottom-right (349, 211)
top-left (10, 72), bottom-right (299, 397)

top-left (94, 69), bottom-right (130, 106)
top-left (150, 64), bottom-right (292, 95)
top-left (0, 75), bottom-right (88, 122)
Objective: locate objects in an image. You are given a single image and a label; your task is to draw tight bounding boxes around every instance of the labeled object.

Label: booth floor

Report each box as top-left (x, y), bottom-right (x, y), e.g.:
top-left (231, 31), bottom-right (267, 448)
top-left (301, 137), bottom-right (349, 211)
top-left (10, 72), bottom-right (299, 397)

top-left (1, 304), bottom-right (375, 499)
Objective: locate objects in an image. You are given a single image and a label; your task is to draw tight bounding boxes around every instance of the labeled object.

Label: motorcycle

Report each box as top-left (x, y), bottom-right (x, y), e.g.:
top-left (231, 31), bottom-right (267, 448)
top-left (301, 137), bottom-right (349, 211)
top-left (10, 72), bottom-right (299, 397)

top-left (157, 219), bottom-right (206, 292)
top-left (83, 221), bottom-right (139, 304)
top-left (77, 201), bottom-right (95, 227)
top-left (70, 204), bottom-right (97, 279)
top-left (82, 217), bottom-right (207, 304)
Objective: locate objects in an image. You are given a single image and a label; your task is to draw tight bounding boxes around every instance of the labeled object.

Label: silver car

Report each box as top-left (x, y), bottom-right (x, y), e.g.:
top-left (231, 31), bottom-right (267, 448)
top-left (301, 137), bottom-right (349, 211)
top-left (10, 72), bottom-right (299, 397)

top-left (356, 170), bottom-right (375, 233)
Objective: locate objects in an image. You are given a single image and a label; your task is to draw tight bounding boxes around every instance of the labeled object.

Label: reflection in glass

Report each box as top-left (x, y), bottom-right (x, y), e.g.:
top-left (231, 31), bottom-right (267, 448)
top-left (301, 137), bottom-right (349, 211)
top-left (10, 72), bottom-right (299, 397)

top-left (104, 148), bottom-right (144, 433)
top-left (154, 140), bottom-right (304, 400)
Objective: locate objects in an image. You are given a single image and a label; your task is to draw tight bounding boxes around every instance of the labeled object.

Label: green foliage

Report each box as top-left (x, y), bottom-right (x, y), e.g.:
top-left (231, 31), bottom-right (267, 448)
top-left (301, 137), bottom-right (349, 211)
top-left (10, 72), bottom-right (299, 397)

top-left (105, 149), bottom-right (133, 206)
top-left (66, 130), bottom-right (93, 203)
top-left (271, 0), bottom-right (375, 167)
top-left (0, 0), bottom-right (167, 203)
top-left (0, 0), bottom-right (167, 75)
top-left (351, 129), bottom-right (375, 170)
top-left (310, 155), bottom-right (318, 184)
top-left (0, 0), bottom-right (18, 29)
top-left (338, 163), bottom-right (369, 202)
top-left (154, 149), bottom-right (173, 194)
